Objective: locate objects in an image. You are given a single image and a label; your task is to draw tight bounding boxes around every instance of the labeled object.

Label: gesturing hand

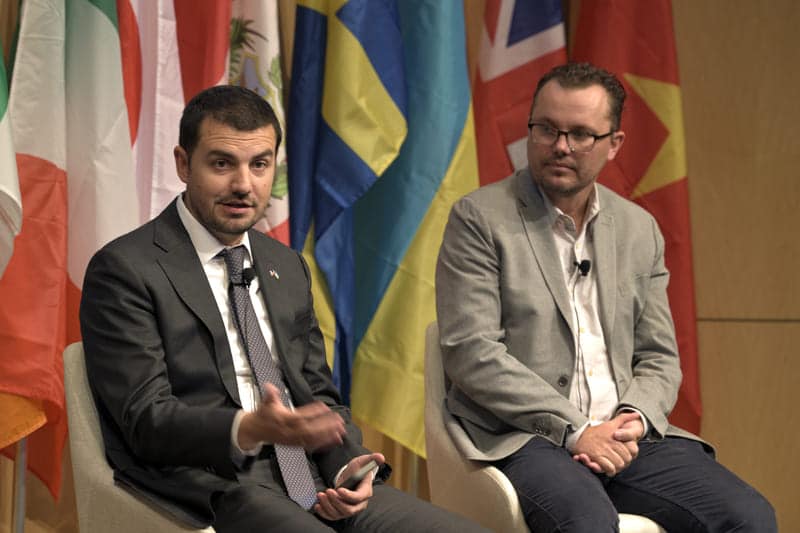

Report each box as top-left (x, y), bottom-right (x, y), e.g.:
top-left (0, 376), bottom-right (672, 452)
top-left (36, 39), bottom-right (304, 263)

top-left (314, 453), bottom-right (385, 521)
top-left (238, 383), bottom-right (346, 451)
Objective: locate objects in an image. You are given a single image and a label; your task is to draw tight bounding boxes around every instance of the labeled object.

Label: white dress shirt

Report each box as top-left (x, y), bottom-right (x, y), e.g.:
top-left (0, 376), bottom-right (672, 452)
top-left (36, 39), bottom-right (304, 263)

top-left (538, 185), bottom-right (646, 450)
top-left (176, 196), bottom-right (281, 454)
top-left (176, 196), bottom-right (354, 483)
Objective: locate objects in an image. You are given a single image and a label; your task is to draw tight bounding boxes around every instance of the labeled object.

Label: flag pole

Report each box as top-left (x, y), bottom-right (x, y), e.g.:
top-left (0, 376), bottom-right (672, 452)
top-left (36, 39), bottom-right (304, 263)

top-left (408, 452), bottom-right (419, 496)
top-left (13, 437), bottom-right (26, 533)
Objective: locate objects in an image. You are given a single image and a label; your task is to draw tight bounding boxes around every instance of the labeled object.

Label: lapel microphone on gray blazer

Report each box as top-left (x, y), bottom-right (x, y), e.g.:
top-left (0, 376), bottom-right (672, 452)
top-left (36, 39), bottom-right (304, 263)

top-left (574, 260), bottom-right (592, 277)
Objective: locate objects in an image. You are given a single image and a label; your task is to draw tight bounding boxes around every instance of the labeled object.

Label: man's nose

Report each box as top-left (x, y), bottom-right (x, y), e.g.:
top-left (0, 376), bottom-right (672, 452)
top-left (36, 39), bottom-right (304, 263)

top-left (230, 166), bottom-right (253, 193)
top-left (552, 131), bottom-right (571, 154)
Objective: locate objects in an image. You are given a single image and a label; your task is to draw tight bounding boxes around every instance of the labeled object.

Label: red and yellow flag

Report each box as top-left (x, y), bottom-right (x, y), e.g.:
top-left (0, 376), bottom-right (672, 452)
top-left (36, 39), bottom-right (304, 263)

top-left (572, 0), bottom-right (701, 433)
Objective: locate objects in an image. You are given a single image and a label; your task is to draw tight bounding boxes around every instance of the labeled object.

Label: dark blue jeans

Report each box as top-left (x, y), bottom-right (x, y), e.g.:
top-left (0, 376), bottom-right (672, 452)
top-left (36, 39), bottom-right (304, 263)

top-left (494, 437), bottom-right (776, 532)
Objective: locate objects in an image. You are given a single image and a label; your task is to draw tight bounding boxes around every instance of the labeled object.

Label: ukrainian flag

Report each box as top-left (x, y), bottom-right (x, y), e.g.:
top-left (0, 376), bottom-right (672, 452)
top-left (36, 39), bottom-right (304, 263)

top-left (288, 0), bottom-right (478, 456)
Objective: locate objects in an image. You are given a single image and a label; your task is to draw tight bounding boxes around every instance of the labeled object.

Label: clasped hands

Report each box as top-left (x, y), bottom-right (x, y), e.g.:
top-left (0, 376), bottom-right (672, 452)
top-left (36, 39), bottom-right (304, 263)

top-left (238, 384), bottom-right (383, 520)
top-left (572, 411), bottom-right (644, 476)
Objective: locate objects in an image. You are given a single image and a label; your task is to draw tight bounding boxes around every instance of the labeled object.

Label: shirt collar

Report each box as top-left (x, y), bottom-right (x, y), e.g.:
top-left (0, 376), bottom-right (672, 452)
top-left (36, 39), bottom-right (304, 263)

top-left (176, 194), bottom-right (253, 265)
top-left (536, 183), bottom-right (601, 232)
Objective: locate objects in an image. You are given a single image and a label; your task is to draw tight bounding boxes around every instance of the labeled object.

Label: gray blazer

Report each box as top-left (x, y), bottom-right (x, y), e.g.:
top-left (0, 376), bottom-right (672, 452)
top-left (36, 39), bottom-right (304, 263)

top-left (435, 170), bottom-right (698, 462)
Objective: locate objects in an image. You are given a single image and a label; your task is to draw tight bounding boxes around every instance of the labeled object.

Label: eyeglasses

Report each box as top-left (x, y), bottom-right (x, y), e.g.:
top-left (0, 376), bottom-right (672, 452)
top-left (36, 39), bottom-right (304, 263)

top-left (527, 122), bottom-right (614, 153)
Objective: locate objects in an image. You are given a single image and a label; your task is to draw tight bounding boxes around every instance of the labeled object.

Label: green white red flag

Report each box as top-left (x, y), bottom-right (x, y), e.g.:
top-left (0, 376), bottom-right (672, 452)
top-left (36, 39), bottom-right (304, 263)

top-left (0, 39), bottom-right (20, 278)
top-left (0, 0), bottom-right (139, 497)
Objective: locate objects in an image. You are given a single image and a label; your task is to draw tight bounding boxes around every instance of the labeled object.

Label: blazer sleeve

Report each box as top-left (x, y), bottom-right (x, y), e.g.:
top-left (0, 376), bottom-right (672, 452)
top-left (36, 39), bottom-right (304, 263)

top-left (616, 216), bottom-right (682, 437)
top-left (80, 246), bottom-right (237, 474)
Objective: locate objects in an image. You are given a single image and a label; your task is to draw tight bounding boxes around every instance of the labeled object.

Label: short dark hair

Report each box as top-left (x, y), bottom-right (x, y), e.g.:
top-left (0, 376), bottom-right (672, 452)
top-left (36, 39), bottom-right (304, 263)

top-left (179, 85), bottom-right (283, 158)
top-left (531, 62), bottom-right (626, 131)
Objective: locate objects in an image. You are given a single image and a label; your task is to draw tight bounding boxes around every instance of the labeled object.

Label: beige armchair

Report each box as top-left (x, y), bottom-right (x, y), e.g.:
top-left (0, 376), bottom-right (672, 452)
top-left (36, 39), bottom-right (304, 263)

top-left (63, 342), bottom-right (214, 533)
top-left (424, 323), bottom-right (665, 533)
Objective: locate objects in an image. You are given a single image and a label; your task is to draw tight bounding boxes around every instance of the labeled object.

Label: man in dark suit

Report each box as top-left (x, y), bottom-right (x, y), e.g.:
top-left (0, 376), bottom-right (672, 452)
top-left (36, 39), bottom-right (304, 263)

top-left (436, 63), bottom-right (776, 532)
top-left (80, 85), bottom-right (488, 533)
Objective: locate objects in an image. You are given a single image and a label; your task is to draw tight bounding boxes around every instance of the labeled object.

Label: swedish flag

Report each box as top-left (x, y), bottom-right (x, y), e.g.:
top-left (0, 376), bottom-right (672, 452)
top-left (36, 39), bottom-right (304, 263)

top-left (288, 0), bottom-right (477, 455)
top-left (289, 0), bottom-right (407, 403)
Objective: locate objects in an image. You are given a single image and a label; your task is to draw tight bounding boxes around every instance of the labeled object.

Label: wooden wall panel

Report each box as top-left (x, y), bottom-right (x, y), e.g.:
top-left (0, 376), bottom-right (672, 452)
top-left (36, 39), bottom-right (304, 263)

top-left (0, 0), bottom-right (17, 63)
top-left (698, 322), bottom-right (799, 532)
top-left (673, 0), bottom-right (800, 320)
top-left (673, 2), bottom-right (800, 528)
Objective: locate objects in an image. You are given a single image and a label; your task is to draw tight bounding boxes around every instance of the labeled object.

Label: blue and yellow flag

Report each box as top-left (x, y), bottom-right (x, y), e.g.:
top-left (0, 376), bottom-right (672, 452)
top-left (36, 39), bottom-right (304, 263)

top-left (288, 0), bottom-right (478, 455)
top-left (289, 0), bottom-right (407, 404)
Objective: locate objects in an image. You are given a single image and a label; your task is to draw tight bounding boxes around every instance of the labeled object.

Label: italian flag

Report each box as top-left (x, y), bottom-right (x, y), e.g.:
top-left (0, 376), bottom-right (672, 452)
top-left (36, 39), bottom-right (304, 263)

top-left (0, 34), bottom-right (44, 453)
top-left (0, 37), bottom-right (21, 278)
top-left (0, 0), bottom-right (139, 497)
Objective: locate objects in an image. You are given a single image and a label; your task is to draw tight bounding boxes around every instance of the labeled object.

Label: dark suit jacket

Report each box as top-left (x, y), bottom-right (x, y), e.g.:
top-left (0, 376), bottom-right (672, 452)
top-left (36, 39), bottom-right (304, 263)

top-left (80, 199), bottom-right (371, 526)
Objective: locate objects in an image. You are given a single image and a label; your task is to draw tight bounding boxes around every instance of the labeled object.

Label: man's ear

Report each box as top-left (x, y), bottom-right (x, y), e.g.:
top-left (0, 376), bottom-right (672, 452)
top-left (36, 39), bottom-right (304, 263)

top-left (174, 145), bottom-right (190, 184)
top-left (607, 130), bottom-right (625, 161)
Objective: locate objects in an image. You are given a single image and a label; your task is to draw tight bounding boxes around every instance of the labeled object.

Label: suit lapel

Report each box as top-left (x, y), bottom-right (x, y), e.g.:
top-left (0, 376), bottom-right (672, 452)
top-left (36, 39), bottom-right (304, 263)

top-left (593, 190), bottom-right (617, 345)
top-left (515, 172), bottom-right (575, 335)
top-left (153, 202), bottom-right (241, 405)
top-left (248, 234), bottom-right (308, 400)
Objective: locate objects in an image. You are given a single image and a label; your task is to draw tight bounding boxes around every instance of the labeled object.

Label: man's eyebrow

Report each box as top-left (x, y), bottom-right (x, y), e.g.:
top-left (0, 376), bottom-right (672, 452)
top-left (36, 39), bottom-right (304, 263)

top-left (206, 149), bottom-right (235, 159)
top-left (251, 149), bottom-right (275, 160)
top-left (204, 148), bottom-right (274, 160)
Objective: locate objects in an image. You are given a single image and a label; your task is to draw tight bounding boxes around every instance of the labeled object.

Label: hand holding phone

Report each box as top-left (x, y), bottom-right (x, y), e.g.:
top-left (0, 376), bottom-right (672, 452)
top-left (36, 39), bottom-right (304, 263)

top-left (336, 459), bottom-right (378, 490)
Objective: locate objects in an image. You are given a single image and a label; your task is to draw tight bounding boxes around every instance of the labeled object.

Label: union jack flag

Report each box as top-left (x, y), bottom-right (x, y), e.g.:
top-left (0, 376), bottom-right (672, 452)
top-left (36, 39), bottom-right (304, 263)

top-left (473, 0), bottom-right (567, 185)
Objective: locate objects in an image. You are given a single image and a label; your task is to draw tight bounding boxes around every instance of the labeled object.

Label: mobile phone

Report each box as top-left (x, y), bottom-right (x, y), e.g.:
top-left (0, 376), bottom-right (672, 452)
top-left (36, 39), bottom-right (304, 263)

top-left (336, 459), bottom-right (378, 490)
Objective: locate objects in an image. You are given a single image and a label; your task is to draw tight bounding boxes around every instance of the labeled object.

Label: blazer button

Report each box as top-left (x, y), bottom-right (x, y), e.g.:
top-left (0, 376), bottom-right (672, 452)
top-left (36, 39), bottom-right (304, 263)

top-left (557, 375), bottom-right (569, 387)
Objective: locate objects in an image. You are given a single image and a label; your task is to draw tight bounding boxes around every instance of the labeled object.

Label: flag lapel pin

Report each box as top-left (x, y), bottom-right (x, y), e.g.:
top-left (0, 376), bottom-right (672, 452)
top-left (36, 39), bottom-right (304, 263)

top-left (269, 269), bottom-right (279, 280)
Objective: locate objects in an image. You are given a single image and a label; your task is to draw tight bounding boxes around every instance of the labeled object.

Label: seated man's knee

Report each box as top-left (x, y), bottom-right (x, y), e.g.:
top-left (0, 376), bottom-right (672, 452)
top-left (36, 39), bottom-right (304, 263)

top-left (519, 491), bottom-right (618, 533)
top-left (562, 509), bottom-right (619, 533)
top-left (724, 490), bottom-right (777, 533)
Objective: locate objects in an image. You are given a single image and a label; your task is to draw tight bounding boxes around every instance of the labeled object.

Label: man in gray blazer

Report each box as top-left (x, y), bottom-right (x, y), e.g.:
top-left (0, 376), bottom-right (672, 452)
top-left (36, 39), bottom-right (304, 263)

top-left (81, 86), bottom-right (488, 533)
top-left (436, 63), bottom-right (775, 532)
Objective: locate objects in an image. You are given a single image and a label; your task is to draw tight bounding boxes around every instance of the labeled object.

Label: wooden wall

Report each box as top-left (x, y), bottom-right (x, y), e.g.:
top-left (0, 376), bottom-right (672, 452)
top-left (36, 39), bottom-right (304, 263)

top-left (672, 1), bottom-right (800, 530)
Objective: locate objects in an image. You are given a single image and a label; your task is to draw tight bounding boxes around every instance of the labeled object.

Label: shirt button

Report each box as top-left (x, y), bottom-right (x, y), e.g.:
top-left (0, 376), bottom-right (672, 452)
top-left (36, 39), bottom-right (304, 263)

top-left (557, 375), bottom-right (569, 387)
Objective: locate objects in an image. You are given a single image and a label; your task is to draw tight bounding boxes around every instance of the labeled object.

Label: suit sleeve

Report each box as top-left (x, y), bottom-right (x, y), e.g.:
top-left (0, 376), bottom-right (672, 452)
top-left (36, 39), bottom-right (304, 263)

top-left (80, 246), bottom-right (237, 474)
top-left (616, 216), bottom-right (682, 437)
top-left (436, 196), bottom-right (587, 445)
